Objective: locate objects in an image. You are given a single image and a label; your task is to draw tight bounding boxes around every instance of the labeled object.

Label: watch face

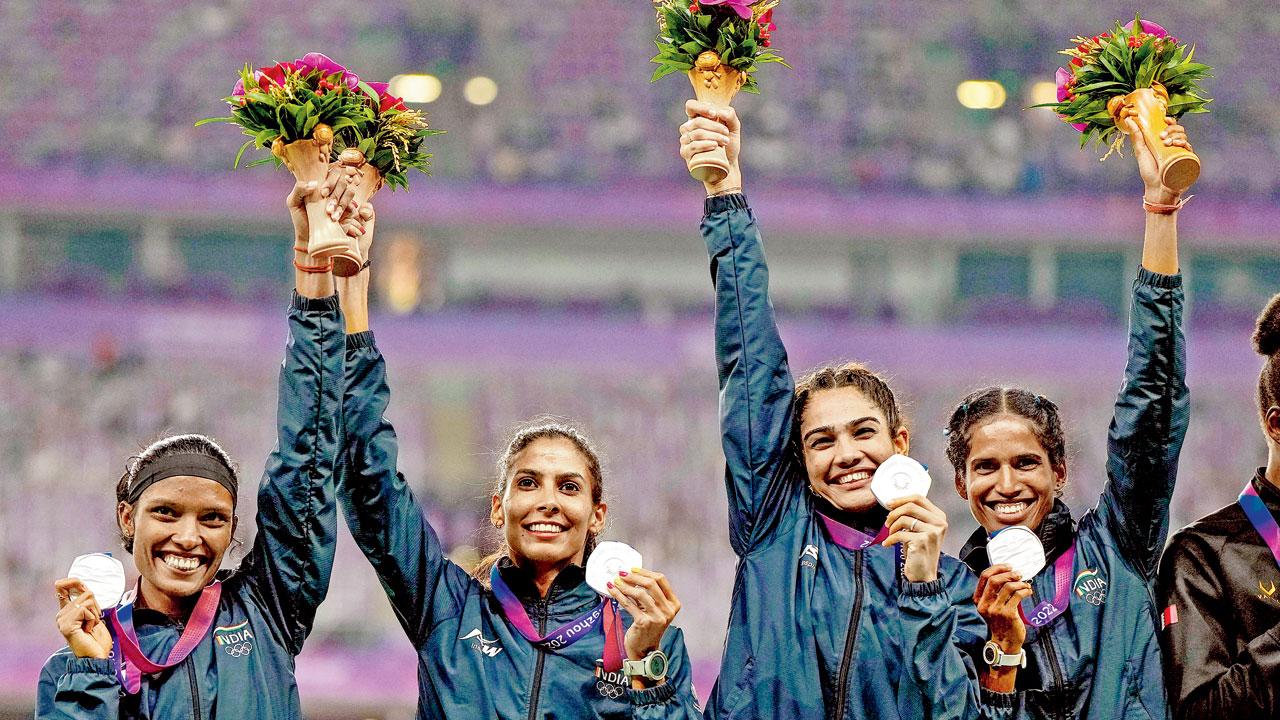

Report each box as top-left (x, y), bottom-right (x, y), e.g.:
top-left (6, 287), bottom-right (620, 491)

top-left (982, 642), bottom-right (1000, 665)
top-left (649, 653), bottom-right (667, 678)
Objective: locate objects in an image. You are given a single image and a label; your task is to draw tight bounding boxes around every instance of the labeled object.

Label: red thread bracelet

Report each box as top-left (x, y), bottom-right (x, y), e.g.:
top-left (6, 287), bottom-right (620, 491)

top-left (1143, 195), bottom-right (1193, 215)
top-left (293, 258), bottom-right (332, 273)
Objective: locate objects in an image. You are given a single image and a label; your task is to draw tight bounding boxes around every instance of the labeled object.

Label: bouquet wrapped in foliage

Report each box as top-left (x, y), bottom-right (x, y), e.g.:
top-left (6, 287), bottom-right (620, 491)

top-left (651, 0), bottom-right (787, 183)
top-left (197, 53), bottom-right (375, 265)
top-left (325, 82), bottom-right (445, 275)
top-left (1038, 17), bottom-right (1211, 191)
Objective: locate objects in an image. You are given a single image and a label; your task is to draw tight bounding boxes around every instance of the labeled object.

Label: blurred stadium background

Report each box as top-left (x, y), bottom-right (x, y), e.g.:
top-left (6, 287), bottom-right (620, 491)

top-left (2, 0), bottom-right (1278, 717)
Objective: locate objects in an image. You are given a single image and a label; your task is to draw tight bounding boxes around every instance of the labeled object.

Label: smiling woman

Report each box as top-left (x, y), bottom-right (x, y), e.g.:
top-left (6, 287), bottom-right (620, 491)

top-left (329, 178), bottom-right (701, 718)
top-left (944, 113), bottom-right (1193, 720)
top-left (35, 170), bottom-right (350, 719)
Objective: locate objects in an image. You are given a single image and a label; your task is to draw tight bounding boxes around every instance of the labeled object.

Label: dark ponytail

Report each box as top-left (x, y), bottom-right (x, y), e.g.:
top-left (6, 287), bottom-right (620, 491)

top-left (1252, 293), bottom-right (1280, 412)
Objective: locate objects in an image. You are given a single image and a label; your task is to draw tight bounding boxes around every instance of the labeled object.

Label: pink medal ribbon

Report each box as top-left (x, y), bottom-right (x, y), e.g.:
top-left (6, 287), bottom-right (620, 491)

top-left (104, 581), bottom-right (223, 694)
top-left (1239, 482), bottom-right (1280, 568)
top-left (1018, 544), bottom-right (1076, 629)
top-left (489, 565), bottom-right (625, 672)
top-left (817, 512), bottom-right (889, 551)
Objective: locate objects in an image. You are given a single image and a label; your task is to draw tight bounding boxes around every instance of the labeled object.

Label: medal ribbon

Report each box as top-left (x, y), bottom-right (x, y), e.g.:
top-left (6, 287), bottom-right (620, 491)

top-left (1239, 482), bottom-right (1280, 568)
top-left (817, 512), bottom-right (889, 551)
top-left (488, 565), bottom-right (624, 671)
top-left (104, 581), bottom-right (223, 694)
top-left (1018, 544), bottom-right (1076, 629)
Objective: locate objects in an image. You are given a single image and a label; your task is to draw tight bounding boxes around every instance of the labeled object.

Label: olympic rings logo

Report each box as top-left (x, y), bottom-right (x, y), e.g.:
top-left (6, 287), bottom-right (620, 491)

top-left (223, 642), bottom-right (253, 658)
top-left (596, 681), bottom-right (625, 699)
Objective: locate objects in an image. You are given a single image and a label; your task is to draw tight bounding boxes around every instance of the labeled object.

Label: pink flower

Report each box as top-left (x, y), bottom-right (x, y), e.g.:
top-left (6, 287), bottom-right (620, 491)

top-left (1122, 19), bottom-right (1167, 38)
top-left (232, 52), bottom-right (360, 97)
top-left (1054, 67), bottom-right (1087, 132)
top-left (699, 0), bottom-right (753, 20)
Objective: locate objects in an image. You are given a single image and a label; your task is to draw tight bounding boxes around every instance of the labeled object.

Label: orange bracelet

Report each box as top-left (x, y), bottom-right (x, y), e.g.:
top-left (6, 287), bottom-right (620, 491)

top-left (293, 258), bottom-right (333, 273)
top-left (1143, 195), bottom-right (1193, 215)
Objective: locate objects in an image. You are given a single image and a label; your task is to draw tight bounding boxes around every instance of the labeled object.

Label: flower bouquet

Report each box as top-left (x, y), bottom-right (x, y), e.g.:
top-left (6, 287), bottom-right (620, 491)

top-left (651, 0), bottom-right (787, 183)
top-left (196, 53), bottom-right (376, 265)
top-left (1037, 17), bottom-right (1211, 191)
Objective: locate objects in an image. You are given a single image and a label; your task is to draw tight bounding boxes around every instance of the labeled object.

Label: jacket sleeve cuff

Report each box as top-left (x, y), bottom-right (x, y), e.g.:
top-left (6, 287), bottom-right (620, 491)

top-left (65, 657), bottom-right (117, 677)
top-left (346, 330), bottom-right (376, 350)
top-left (291, 291), bottom-right (341, 313)
top-left (1135, 266), bottom-right (1182, 289)
top-left (980, 687), bottom-right (1018, 715)
top-left (628, 679), bottom-right (678, 706)
top-left (703, 192), bottom-right (749, 217)
top-left (901, 578), bottom-right (947, 597)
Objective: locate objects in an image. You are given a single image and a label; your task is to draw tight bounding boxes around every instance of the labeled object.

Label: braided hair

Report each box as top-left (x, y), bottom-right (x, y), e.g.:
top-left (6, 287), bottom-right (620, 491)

top-left (944, 387), bottom-right (1067, 494)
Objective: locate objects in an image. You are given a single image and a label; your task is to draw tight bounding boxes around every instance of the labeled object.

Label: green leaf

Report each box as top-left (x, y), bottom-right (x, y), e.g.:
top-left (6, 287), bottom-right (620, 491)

top-left (194, 116), bottom-right (233, 127)
top-left (232, 139), bottom-right (255, 168)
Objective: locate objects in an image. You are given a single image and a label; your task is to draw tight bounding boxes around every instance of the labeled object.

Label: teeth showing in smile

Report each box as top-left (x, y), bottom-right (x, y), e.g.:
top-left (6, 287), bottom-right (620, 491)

top-left (834, 471), bottom-right (871, 486)
top-left (994, 502), bottom-right (1029, 516)
top-left (527, 523), bottom-right (565, 534)
top-left (163, 555), bottom-right (201, 572)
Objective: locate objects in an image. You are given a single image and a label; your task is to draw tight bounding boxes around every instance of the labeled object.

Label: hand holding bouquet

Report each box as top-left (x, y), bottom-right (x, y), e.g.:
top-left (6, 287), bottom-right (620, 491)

top-left (651, 0), bottom-right (787, 183)
top-left (1038, 17), bottom-right (1211, 192)
top-left (199, 54), bottom-right (444, 276)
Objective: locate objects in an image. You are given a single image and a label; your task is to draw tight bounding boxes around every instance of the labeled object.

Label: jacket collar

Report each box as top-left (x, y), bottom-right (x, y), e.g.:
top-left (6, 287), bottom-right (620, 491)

top-left (1251, 468), bottom-right (1280, 515)
top-left (495, 556), bottom-right (594, 609)
top-left (810, 496), bottom-right (890, 535)
top-left (959, 498), bottom-right (1076, 573)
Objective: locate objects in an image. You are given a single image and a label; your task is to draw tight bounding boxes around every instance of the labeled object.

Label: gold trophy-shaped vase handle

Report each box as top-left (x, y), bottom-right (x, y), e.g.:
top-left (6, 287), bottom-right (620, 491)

top-left (329, 149), bottom-right (384, 278)
top-left (1107, 83), bottom-right (1200, 192)
top-left (272, 125), bottom-right (353, 260)
top-left (686, 51), bottom-right (747, 185)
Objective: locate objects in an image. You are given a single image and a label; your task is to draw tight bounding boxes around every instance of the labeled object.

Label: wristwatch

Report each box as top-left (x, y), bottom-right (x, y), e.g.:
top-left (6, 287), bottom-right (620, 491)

top-left (983, 641), bottom-right (1026, 669)
top-left (622, 650), bottom-right (669, 682)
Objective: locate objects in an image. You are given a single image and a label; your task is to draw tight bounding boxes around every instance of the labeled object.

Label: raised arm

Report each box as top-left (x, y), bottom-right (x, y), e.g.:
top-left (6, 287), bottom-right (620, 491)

top-left (1097, 118), bottom-right (1192, 578)
top-left (1159, 531), bottom-right (1280, 717)
top-left (683, 102), bottom-right (802, 555)
top-left (241, 177), bottom-right (345, 655)
top-left (333, 198), bottom-right (469, 645)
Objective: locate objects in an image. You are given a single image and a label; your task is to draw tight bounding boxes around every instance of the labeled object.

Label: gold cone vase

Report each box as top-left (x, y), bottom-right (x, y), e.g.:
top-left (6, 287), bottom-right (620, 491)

top-left (686, 51), bottom-right (747, 184)
top-left (1107, 82), bottom-right (1200, 192)
top-left (271, 124), bottom-right (353, 260)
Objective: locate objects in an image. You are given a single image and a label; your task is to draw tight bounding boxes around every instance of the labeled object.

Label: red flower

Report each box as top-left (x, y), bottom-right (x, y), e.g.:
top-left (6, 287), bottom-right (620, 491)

top-left (258, 61), bottom-right (294, 90)
top-left (1070, 57), bottom-right (1083, 67)
top-left (379, 93), bottom-right (407, 113)
top-left (759, 8), bottom-right (775, 31)
top-left (689, 2), bottom-right (698, 13)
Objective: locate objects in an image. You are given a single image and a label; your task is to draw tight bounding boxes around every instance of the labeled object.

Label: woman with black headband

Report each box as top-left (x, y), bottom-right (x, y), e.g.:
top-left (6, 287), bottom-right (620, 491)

top-left (326, 180), bottom-right (702, 719)
top-left (35, 171), bottom-right (355, 718)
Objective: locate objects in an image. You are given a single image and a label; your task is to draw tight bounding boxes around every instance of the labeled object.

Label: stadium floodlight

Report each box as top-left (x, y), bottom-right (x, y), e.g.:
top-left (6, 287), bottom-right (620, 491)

top-left (956, 80), bottom-right (1007, 110)
top-left (389, 74), bottom-right (442, 104)
top-left (463, 76), bottom-right (499, 106)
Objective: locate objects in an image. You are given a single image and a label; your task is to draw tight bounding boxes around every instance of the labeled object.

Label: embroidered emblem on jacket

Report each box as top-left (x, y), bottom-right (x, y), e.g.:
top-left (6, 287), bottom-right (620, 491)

top-left (800, 544), bottom-right (819, 569)
top-left (1073, 568), bottom-right (1108, 606)
top-left (461, 628), bottom-right (503, 657)
top-left (213, 621), bottom-right (255, 658)
top-left (1259, 580), bottom-right (1278, 603)
top-left (595, 660), bottom-right (627, 699)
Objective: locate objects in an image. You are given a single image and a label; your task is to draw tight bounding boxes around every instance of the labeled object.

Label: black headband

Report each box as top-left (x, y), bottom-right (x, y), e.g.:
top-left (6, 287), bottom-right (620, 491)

top-left (127, 454), bottom-right (238, 506)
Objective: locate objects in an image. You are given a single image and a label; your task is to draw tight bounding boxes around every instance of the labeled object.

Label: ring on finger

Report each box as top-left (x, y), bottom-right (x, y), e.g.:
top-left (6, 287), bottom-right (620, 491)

top-left (909, 518), bottom-right (919, 532)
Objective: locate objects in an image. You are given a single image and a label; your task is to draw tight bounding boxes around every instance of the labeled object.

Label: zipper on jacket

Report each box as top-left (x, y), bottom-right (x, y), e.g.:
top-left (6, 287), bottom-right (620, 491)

top-left (526, 597), bottom-right (550, 720)
top-left (832, 550), bottom-right (865, 719)
top-left (186, 657), bottom-right (202, 719)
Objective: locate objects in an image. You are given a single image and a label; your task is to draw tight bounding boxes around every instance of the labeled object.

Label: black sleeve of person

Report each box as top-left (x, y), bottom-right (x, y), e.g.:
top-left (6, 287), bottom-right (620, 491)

top-left (1158, 522), bottom-right (1280, 718)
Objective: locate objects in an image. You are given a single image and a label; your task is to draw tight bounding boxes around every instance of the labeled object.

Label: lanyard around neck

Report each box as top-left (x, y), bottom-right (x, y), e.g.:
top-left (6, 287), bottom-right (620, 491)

top-left (488, 565), bottom-right (624, 671)
top-left (104, 581), bottom-right (222, 694)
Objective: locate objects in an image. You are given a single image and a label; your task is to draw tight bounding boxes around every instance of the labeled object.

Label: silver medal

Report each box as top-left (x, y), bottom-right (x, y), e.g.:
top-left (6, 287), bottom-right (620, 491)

top-left (870, 454), bottom-right (932, 508)
top-left (67, 553), bottom-right (127, 611)
top-left (986, 526), bottom-right (1047, 580)
top-left (585, 541), bottom-right (644, 596)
